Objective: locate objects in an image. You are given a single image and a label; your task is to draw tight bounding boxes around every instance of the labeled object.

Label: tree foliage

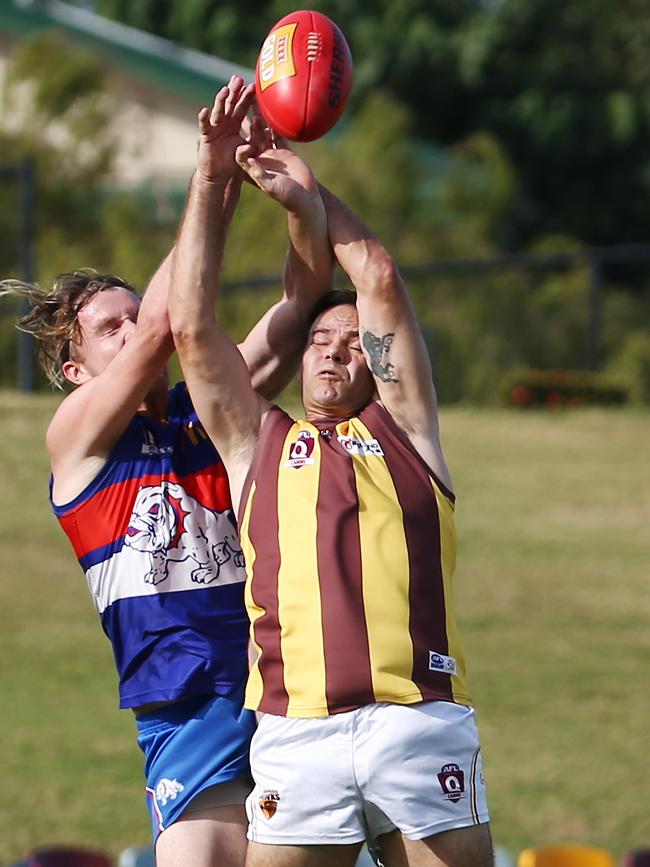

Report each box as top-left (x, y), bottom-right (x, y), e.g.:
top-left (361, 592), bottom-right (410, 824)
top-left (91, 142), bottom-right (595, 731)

top-left (2, 16), bottom-right (649, 401)
top-left (95, 0), bottom-right (650, 247)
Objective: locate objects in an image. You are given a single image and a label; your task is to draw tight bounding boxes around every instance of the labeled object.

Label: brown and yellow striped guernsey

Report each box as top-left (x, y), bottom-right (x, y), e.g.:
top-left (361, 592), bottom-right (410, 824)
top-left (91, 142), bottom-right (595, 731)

top-left (238, 400), bottom-right (471, 717)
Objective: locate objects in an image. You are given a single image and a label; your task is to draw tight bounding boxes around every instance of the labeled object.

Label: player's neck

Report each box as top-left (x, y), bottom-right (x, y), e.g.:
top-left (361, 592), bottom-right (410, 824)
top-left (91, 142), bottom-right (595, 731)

top-left (140, 378), bottom-right (169, 421)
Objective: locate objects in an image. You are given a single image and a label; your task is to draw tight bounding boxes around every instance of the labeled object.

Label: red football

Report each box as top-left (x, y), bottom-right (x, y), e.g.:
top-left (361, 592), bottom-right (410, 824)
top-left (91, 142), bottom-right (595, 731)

top-left (255, 10), bottom-right (353, 142)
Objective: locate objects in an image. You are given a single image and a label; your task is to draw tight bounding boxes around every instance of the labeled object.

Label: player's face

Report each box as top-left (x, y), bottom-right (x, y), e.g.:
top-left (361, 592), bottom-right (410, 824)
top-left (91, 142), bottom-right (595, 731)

top-left (67, 286), bottom-right (140, 382)
top-left (301, 304), bottom-right (374, 419)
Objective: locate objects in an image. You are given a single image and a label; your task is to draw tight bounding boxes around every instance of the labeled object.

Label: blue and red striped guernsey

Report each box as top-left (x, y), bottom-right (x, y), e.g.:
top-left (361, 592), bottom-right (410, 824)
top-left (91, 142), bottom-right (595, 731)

top-left (51, 382), bottom-right (249, 709)
top-left (239, 400), bottom-right (471, 718)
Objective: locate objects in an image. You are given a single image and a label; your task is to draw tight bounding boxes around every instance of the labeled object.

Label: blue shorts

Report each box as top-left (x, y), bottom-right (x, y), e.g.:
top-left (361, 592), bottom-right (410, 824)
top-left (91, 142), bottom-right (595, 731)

top-left (136, 687), bottom-right (256, 842)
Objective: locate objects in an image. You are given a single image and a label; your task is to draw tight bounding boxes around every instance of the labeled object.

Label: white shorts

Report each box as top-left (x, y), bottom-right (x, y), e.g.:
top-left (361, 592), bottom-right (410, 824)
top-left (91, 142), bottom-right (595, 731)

top-left (246, 701), bottom-right (489, 846)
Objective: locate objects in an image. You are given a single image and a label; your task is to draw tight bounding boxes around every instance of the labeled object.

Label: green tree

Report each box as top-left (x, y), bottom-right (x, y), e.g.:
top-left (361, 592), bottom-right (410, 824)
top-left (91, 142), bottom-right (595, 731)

top-left (94, 0), bottom-right (650, 247)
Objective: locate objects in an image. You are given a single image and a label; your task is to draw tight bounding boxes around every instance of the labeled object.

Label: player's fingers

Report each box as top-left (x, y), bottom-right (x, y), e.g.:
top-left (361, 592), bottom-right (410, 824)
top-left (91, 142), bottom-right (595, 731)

top-left (209, 85), bottom-right (229, 126)
top-left (240, 112), bottom-right (252, 140)
top-left (235, 151), bottom-right (267, 184)
top-left (248, 115), bottom-right (269, 152)
top-left (232, 83), bottom-right (255, 124)
top-left (249, 96), bottom-right (264, 120)
top-left (235, 142), bottom-right (256, 165)
top-left (271, 130), bottom-right (289, 150)
top-left (223, 75), bottom-right (248, 119)
top-left (198, 106), bottom-right (211, 135)
top-left (229, 73), bottom-right (244, 92)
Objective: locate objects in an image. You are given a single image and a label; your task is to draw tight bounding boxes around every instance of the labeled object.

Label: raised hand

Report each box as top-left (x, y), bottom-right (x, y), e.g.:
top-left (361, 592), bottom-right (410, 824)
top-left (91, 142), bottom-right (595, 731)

top-left (197, 75), bottom-right (255, 183)
top-left (235, 129), bottom-right (319, 213)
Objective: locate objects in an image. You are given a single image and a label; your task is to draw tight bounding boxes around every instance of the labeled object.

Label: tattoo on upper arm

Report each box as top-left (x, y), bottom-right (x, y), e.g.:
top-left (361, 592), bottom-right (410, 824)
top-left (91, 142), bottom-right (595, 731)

top-left (362, 330), bottom-right (399, 383)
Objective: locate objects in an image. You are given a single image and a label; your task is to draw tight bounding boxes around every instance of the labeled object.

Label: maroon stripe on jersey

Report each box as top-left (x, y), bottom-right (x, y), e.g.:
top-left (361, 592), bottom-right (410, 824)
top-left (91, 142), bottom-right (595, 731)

top-left (244, 407), bottom-right (293, 715)
top-left (362, 403), bottom-right (453, 701)
top-left (314, 423), bottom-right (375, 712)
top-left (364, 402), bottom-right (455, 505)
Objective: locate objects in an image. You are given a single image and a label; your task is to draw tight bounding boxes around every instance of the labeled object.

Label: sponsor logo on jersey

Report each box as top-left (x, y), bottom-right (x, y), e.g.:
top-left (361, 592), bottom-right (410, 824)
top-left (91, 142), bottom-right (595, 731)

top-left (337, 435), bottom-right (384, 457)
top-left (141, 428), bottom-right (173, 456)
top-left (155, 777), bottom-right (184, 807)
top-left (259, 789), bottom-right (281, 819)
top-left (258, 24), bottom-right (298, 90)
top-left (285, 430), bottom-right (316, 469)
top-left (428, 650), bottom-right (457, 675)
top-left (437, 763), bottom-right (465, 803)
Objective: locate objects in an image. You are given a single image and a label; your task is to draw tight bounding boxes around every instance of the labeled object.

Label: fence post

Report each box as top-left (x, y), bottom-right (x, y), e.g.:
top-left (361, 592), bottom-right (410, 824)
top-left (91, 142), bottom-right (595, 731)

top-left (587, 254), bottom-right (603, 372)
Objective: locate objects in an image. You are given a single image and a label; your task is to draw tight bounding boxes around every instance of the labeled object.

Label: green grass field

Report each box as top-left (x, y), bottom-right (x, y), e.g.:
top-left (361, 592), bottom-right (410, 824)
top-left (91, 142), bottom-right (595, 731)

top-left (1, 392), bottom-right (648, 864)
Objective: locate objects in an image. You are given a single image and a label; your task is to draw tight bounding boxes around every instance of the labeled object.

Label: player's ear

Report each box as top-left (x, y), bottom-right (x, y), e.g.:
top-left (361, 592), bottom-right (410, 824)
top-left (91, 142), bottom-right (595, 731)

top-left (62, 356), bottom-right (89, 386)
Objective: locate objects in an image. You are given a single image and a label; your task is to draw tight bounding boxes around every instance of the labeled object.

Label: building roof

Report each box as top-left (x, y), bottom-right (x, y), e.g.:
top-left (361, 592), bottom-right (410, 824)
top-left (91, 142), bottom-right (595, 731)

top-left (0, 0), bottom-right (254, 103)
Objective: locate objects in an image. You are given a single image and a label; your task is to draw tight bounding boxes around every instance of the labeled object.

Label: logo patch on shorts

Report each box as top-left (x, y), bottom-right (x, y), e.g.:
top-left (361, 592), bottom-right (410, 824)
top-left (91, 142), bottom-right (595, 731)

top-left (259, 789), bottom-right (280, 819)
top-left (437, 763), bottom-right (465, 802)
top-left (428, 650), bottom-right (457, 675)
top-left (155, 777), bottom-right (184, 806)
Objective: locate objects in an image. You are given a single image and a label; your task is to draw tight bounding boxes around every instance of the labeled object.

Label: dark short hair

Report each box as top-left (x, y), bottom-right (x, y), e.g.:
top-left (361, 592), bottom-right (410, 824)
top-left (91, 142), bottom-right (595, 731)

top-left (307, 288), bottom-right (357, 329)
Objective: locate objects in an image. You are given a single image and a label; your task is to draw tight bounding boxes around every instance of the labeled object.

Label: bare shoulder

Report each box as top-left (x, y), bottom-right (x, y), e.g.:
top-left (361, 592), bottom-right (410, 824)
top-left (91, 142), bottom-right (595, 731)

top-left (45, 387), bottom-right (84, 462)
top-left (46, 386), bottom-right (111, 505)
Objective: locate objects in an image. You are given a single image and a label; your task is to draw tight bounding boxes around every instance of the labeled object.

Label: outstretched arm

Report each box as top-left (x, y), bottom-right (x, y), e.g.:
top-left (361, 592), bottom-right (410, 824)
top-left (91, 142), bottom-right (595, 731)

top-left (170, 77), bottom-right (267, 508)
top-left (47, 248), bottom-right (176, 502)
top-left (318, 184), bottom-right (453, 492)
top-left (236, 131), bottom-right (334, 399)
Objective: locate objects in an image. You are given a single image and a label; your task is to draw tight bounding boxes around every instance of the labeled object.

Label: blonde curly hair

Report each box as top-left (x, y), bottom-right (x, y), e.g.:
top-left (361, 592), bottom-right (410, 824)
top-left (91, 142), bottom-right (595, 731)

top-left (0, 269), bottom-right (138, 389)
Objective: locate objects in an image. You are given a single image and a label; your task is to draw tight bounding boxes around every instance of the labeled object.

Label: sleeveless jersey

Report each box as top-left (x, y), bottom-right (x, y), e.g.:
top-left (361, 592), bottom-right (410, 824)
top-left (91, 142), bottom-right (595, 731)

top-left (238, 400), bottom-right (471, 718)
top-left (51, 382), bottom-right (249, 709)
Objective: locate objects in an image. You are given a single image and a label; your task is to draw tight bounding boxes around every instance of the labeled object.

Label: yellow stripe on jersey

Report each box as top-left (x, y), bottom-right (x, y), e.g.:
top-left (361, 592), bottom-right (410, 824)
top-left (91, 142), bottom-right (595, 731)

top-left (341, 416), bottom-right (422, 703)
top-left (276, 422), bottom-right (328, 715)
top-left (240, 480), bottom-right (264, 709)
top-left (433, 482), bottom-right (470, 703)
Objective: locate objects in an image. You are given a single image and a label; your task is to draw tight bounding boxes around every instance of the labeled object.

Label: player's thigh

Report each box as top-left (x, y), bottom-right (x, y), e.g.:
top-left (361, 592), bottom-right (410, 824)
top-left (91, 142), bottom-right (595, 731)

top-left (156, 803), bottom-right (248, 867)
top-left (246, 840), bottom-right (363, 867)
top-left (378, 823), bottom-right (494, 867)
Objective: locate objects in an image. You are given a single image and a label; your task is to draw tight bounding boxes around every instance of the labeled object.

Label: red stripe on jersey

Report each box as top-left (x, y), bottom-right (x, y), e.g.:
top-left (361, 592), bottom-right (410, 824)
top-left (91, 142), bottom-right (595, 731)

top-left (364, 403), bottom-right (453, 701)
top-left (314, 422), bottom-right (375, 712)
top-left (59, 462), bottom-right (231, 561)
top-left (245, 409), bottom-right (292, 715)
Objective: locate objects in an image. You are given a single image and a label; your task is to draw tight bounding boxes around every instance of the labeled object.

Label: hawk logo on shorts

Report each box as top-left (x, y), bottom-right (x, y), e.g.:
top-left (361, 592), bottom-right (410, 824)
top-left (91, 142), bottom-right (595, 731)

top-left (437, 763), bottom-right (465, 803)
top-left (285, 431), bottom-right (315, 469)
top-left (155, 777), bottom-right (185, 807)
top-left (259, 789), bottom-right (280, 819)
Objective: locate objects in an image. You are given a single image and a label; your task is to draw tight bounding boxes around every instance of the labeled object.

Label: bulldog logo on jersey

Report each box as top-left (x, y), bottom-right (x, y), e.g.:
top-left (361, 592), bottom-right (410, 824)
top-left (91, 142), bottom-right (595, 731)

top-left (285, 430), bottom-right (316, 469)
top-left (437, 763), bottom-right (465, 803)
top-left (259, 789), bottom-right (281, 819)
top-left (125, 481), bottom-right (245, 585)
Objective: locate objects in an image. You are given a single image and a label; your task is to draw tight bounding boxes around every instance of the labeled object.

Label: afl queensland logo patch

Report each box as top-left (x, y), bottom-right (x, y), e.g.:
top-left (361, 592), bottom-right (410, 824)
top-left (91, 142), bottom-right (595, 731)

top-left (285, 430), bottom-right (315, 469)
top-left (437, 763), bottom-right (465, 803)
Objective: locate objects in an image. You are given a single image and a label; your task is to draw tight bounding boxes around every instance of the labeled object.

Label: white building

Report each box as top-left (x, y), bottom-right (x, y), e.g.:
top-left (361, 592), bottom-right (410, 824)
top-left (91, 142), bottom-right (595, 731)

top-left (0, 0), bottom-right (254, 187)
